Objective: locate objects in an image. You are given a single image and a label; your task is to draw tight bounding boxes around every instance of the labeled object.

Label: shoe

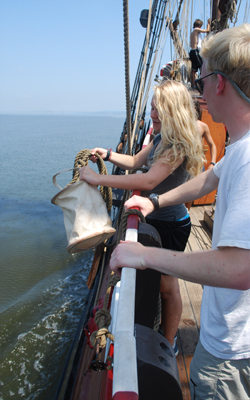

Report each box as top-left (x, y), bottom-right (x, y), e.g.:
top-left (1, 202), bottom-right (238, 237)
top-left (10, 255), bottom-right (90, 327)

top-left (172, 335), bottom-right (179, 356)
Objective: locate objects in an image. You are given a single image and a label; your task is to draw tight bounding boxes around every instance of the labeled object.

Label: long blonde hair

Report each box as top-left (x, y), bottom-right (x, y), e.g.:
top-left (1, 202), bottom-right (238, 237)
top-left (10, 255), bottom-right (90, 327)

top-left (152, 79), bottom-right (205, 177)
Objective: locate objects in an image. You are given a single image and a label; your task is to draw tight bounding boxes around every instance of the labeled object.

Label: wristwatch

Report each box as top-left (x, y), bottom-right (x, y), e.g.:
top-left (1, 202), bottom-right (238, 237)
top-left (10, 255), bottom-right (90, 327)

top-left (148, 193), bottom-right (159, 210)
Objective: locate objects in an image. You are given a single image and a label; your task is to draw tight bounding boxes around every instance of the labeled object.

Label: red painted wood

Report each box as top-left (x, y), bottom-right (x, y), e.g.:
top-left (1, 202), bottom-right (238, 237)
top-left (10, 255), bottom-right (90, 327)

top-left (193, 109), bottom-right (226, 205)
top-left (113, 392), bottom-right (139, 400)
top-left (142, 126), bottom-right (153, 148)
top-left (105, 344), bottom-right (114, 400)
top-left (126, 190), bottom-right (142, 230)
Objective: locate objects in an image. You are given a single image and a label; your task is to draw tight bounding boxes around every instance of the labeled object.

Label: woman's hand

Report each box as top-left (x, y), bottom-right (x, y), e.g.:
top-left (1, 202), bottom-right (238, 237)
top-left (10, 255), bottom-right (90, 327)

top-left (124, 195), bottom-right (155, 216)
top-left (90, 148), bottom-right (108, 163)
top-left (79, 165), bottom-right (100, 185)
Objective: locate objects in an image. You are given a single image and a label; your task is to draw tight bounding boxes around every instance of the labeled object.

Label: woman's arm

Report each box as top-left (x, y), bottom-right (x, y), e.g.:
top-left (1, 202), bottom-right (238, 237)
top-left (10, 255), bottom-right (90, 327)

top-left (90, 142), bottom-right (154, 170)
top-left (79, 148), bottom-right (184, 191)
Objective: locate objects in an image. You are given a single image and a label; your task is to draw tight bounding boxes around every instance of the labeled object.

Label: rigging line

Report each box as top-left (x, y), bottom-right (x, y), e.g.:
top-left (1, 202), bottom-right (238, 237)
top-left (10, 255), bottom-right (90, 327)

top-left (241, 0), bottom-right (250, 24)
top-left (179, 0), bottom-right (185, 59)
top-left (118, 0), bottom-right (164, 159)
top-left (131, 0), bottom-right (168, 143)
top-left (129, 0), bottom-right (158, 116)
top-left (245, 0), bottom-right (250, 23)
top-left (233, 0), bottom-right (242, 25)
top-left (205, 0), bottom-right (211, 25)
top-left (157, 27), bottom-right (170, 72)
top-left (176, 0), bottom-right (186, 60)
top-left (151, 0), bottom-right (176, 68)
top-left (171, 0), bottom-right (189, 60)
top-left (179, 0), bottom-right (189, 57)
top-left (210, 0), bottom-right (213, 23)
top-left (198, 0), bottom-right (203, 19)
top-left (190, 0), bottom-right (194, 43)
top-left (140, 0), bottom-right (168, 94)
top-left (130, 0), bottom-right (153, 149)
top-left (166, 0), bottom-right (180, 62)
top-left (141, 2), bottom-right (171, 118)
top-left (183, 0), bottom-right (193, 53)
top-left (156, 0), bottom-right (174, 75)
top-left (123, 0), bottom-right (132, 156)
top-left (152, 0), bottom-right (172, 70)
top-left (140, 1), bottom-right (170, 115)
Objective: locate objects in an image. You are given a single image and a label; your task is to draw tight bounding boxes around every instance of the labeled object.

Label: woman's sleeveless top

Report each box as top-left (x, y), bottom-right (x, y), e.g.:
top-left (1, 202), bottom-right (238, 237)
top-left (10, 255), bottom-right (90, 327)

top-left (144, 133), bottom-right (189, 221)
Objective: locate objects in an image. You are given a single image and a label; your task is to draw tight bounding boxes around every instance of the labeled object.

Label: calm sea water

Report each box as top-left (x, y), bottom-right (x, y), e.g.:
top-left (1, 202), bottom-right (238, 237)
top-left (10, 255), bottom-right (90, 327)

top-left (0, 114), bottom-right (124, 400)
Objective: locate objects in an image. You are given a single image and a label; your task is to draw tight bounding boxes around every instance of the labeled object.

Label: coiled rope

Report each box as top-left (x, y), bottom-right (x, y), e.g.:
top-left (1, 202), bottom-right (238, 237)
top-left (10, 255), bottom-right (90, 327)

top-left (68, 149), bottom-right (113, 213)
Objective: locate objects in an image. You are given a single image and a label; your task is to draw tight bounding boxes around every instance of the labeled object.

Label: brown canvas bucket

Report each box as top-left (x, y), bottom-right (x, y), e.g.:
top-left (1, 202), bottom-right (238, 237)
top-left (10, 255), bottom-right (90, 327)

top-left (51, 168), bottom-right (116, 253)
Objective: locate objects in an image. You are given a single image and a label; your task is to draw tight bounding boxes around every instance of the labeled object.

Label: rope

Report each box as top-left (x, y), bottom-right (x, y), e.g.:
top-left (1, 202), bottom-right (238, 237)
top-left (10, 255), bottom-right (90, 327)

top-left (90, 271), bottom-right (120, 349)
top-left (213, 0), bottom-right (237, 32)
top-left (131, 0), bottom-right (152, 148)
top-left (120, 209), bottom-right (146, 242)
top-left (68, 149), bottom-right (113, 213)
top-left (113, 189), bottom-right (130, 230)
top-left (123, 0), bottom-right (132, 156)
top-left (90, 207), bottom-right (146, 350)
top-left (153, 293), bottom-right (162, 331)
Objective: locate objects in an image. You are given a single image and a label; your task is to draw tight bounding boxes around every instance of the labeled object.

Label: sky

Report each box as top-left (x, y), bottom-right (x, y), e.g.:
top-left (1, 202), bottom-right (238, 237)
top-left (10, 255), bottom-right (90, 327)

top-left (0, 0), bottom-right (249, 114)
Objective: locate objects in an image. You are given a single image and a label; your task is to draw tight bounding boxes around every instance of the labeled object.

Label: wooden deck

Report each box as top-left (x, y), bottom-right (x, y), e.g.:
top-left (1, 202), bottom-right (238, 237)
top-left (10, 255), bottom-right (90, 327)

top-left (176, 205), bottom-right (212, 399)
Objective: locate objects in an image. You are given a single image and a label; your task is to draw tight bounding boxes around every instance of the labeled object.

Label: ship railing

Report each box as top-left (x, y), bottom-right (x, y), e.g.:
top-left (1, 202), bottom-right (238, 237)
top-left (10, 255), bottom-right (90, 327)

top-left (105, 127), bottom-right (154, 400)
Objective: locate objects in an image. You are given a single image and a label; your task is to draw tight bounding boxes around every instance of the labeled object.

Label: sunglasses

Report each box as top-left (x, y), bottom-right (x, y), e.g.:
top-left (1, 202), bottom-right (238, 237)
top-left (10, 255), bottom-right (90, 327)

top-left (195, 71), bottom-right (250, 104)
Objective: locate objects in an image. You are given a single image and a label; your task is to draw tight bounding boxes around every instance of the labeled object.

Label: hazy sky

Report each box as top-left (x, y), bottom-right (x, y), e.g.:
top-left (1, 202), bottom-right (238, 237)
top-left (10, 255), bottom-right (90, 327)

top-left (0, 0), bottom-right (249, 114)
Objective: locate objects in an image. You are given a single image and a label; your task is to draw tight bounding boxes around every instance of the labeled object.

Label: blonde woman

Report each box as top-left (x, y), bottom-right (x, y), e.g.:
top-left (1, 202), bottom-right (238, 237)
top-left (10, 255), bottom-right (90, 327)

top-left (79, 79), bottom-right (205, 353)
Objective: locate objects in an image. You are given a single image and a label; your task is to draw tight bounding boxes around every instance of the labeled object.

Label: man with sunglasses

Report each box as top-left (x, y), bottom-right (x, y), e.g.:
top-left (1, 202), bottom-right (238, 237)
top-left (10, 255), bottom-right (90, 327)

top-left (110, 23), bottom-right (250, 400)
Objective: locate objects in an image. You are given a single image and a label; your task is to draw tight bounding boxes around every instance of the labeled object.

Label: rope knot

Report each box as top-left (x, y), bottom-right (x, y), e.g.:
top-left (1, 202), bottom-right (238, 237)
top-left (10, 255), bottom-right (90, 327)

top-left (95, 309), bottom-right (112, 328)
top-left (89, 309), bottom-right (114, 349)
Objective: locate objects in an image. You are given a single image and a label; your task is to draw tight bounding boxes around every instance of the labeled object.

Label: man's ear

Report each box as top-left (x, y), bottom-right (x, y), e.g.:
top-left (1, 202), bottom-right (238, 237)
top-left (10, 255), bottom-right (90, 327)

top-left (216, 74), bottom-right (225, 96)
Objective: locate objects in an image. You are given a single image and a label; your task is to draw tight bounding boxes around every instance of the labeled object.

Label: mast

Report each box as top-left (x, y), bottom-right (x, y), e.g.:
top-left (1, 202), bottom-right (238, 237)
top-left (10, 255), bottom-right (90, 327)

top-left (166, 0), bottom-right (188, 60)
top-left (211, 0), bottom-right (238, 32)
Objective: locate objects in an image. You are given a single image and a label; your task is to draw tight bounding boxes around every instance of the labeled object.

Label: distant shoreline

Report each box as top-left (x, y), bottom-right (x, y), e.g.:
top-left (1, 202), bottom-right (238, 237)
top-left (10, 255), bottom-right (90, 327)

top-left (0, 111), bottom-right (151, 118)
top-left (0, 111), bottom-right (126, 117)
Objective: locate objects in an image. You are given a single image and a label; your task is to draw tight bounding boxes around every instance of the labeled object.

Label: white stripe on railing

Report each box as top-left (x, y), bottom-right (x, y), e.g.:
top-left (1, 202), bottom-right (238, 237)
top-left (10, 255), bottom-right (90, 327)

top-left (112, 227), bottom-right (139, 397)
top-left (106, 125), bottom-right (154, 399)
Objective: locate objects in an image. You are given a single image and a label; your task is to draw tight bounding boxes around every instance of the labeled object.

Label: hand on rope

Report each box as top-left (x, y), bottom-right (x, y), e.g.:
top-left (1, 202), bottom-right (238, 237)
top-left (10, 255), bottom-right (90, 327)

top-left (89, 147), bottom-right (112, 163)
top-left (70, 148), bottom-right (113, 213)
top-left (79, 165), bottom-right (101, 186)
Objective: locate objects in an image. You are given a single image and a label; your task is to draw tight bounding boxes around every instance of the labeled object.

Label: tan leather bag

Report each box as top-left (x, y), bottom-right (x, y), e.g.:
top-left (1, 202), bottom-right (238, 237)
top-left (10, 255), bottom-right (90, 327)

top-left (51, 169), bottom-right (116, 253)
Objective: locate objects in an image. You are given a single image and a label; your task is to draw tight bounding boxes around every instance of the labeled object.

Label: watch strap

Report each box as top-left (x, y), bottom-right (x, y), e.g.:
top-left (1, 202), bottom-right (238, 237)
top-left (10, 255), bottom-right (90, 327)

top-left (148, 193), bottom-right (159, 210)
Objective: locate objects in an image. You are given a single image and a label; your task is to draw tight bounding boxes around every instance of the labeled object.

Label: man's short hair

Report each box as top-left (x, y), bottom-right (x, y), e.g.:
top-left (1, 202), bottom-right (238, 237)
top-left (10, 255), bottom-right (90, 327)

top-left (193, 19), bottom-right (203, 28)
top-left (201, 24), bottom-right (250, 98)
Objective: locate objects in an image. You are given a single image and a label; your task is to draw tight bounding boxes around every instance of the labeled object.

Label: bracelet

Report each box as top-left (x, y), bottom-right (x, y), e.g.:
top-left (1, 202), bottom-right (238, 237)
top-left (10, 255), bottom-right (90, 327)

top-left (210, 162), bottom-right (215, 166)
top-left (103, 148), bottom-right (112, 161)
